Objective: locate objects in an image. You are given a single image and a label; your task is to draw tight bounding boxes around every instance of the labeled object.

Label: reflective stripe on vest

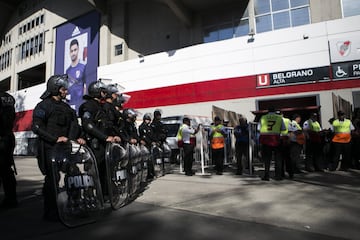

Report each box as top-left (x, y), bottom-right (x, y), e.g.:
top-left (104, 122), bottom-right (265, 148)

top-left (332, 119), bottom-right (352, 143)
top-left (211, 125), bottom-right (225, 149)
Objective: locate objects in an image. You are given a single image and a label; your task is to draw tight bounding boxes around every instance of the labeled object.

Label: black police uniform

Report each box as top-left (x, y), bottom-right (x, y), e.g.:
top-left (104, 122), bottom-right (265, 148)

top-left (150, 119), bottom-right (167, 144)
top-left (0, 91), bottom-right (17, 208)
top-left (139, 118), bottom-right (154, 178)
top-left (139, 120), bottom-right (153, 149)
top-left (79, 98), bottom-right (111, 197)
top-left (103, 101), bottom-right (126, 143)
top-left (123, 116), bottom-right (140, 143)
top-left (32, 97), bottom-right (81, 220)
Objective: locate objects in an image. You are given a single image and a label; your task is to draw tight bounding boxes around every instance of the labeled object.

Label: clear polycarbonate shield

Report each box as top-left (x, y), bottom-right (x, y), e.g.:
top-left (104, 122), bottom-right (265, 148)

top-left (151, 144), bottom-right (164, 177)
top-left (105, 142), bottom-right (129, 210)
top-left (51, 141), bottom-right (104, 227)
top-left (128, 144), bottom-right (142, 197)
top-left (140, 145), bottom-right (151, 184)
top-left (162, 142), bottom-right (172, 174)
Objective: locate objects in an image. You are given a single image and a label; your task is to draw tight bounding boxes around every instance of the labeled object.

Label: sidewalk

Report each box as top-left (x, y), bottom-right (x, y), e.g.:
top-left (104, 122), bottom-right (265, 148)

top-left (2, 156), bottom-right (360, 240)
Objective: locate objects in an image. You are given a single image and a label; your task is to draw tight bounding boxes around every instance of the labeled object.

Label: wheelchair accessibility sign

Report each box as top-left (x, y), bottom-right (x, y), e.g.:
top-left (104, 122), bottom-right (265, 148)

top-left (332, 60), bottom-right (360, 80)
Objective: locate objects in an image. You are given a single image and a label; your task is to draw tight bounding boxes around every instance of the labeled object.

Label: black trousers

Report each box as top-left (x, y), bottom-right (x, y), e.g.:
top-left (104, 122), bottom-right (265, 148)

top-left (42, 148), bottom-right (59, 218)
top-left (305, 141), bottom-right (324, 170)
top-left (331, 142), bottom-right (351, 170)
top-left (212, 148), bottom-right (225, 173)
top-left (183, 144), bottom-right (194, 174)
top-left (261, 144), bottom-right (282, 179)
top-left (235, 142), bottom-right (249, 173)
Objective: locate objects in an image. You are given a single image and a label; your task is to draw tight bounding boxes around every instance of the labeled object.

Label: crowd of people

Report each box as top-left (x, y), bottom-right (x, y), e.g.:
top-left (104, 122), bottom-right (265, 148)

top-left (245, 107), bottom-right (359, 181)
top-left (7, 74), bottom-right (169, 221)
top-left (1, 74), bottom-right (359, 219)
top-left (181, 107), bottom-right (359, 180)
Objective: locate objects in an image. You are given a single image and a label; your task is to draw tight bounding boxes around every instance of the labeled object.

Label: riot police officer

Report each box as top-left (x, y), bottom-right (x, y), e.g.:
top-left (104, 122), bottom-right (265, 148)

top-left (150, 109), bottom-right (170, 176)
top-left (139, 113), bottom-right (154, 179)
top-left (150, 109), bottom-right (167, 145)
top-left (78, 80), bottom-right (121, 198)
top-left (123, 108), bottom-right (140, 144)
top-left (139, 113), bottom-right (153, 149)
top-left (32, 74), bottom-right (85, 221)
top-left (103, 84), bottom-right (126, 141)
top-left (0, 90), bottom-right (17, 208)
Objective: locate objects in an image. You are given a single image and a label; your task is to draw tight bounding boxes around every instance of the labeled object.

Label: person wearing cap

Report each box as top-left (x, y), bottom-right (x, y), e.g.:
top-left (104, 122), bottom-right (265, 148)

top-left (179, 117), bottom-right (200, 176)
top-left (210, 116), bottom-right (227, 175)
top-left (258, 107), bottom-right (286, 181)
top-left (329, 110), bottom-right (355, 171)
top-left (303, 112), bottom-right (324, 172)
top-left (32, 74), bottom-right (86, 221)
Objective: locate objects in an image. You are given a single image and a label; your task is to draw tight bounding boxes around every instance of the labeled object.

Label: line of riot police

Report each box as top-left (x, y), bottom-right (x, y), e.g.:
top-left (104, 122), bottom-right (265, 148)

top-left (32, 75), bottom-right (170, 227)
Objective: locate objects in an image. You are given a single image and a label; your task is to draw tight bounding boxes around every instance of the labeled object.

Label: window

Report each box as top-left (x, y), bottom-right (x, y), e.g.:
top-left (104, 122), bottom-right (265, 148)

top-left (0, 77), bottom-right (11, 92)
top-left (254, 0), bottom-right (310, 33)
top-left (342, 0), bottom-right (360, 17)
top-left (203, 7), bottom-right (249, 43)
top-left (273, 11), bottom-right (290, 30)
top-left (291, 7), bottom-right (309, 27)
top-left (18, 33), bottom-right (44, 61)
top-left (114, 44), bottom-right (123, 56)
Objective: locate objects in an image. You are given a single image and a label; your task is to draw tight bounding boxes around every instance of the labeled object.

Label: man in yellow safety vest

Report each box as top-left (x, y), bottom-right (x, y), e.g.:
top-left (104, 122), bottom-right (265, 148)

top-left (258, 107), bottom-right (286, 181)
top-left (210, 116), bottom-right (227, 175)
top-left (330, 110), bottom-right (355, 171)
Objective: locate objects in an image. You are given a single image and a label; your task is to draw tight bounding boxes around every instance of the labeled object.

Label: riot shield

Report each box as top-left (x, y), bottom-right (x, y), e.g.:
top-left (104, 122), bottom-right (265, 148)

top-left (105, 142), bottom-right (129, 210)
top-left (128, 144), bottom-right (141, 197)
top-left (51, 141), bottom-right (104, 227)
top-left (152, 144), bottom-right (164, 177)
top-left (140, 145), bottom-right (150, 185)
top-left (162, 142), bottom-right (172, 174)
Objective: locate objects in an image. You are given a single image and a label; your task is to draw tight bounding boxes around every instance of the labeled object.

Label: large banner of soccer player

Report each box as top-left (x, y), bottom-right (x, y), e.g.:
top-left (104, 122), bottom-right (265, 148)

top-left (54, 11), bottom-right (100, 113)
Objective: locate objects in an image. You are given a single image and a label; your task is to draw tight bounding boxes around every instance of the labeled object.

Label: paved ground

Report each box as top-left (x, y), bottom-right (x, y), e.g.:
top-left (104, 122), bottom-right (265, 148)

top-left (0, 156), bottom-right (359, 240)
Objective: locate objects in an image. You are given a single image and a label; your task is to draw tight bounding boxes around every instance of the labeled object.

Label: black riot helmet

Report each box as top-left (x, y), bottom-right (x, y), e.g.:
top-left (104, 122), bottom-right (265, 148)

top-left (143, 113), bottom-right (152, 121)
top-left (40, 74), bottom-right (69, 99)
top-left (113, 93), bottom-right (131, 109)
top-left (85, 80), bottom-right (107, 99)
top-left (123, 108), bottom-right (137, 122)
top-left (105, 83), bottom-right (123, 99)
top-left (154, 109), bottom-right (162, 117)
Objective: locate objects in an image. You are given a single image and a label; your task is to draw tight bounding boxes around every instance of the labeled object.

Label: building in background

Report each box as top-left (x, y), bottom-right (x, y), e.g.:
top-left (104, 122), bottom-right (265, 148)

top-left (0, 0), bottom-right (359, 154)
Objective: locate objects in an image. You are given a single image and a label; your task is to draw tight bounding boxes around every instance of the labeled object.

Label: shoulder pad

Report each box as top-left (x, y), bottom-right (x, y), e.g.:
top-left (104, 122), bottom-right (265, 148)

top-left (33, 107), bottom-right (46, 119)
top-left (82, 111), bottom-right (92, 119)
